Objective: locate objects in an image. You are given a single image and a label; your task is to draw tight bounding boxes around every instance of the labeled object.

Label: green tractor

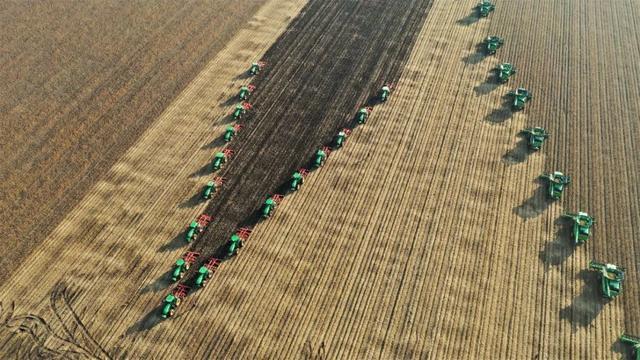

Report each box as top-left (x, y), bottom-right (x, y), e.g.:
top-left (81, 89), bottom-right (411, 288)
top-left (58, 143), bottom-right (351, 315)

top-left (507, 87), bottom-right (532, 110)
top-left (520, 127), bottom-right (549, 150)
top-left (539, 171), bottom-right (570, 200)
top-left (249, 61), bottom-right (266, 75)
top-left (313, 147), bottom-right (331, 168)
top-left (477, 0), bottom-right (495, 17)
top-left (379, 84), bottom-right (393, 102)
top-left (561, 212), bottom-right (595, 245)
top-left (620, 334), bottom-right (640, 360)
top-left (212, 148), bottom-right (233, 171)
top-left (161, 284), bottom-right (189, 318)
top-left (497, 63), bottom-right (516, 83)
top-left (485, 36), bottom-right (504, 55)
top-left (589, 261), bottom-right (625, 299)
top-left (202, 177), bottom-right (224, 200)
top-left (356, 107), bottom-right (373, 124)
top-left (171, 252), bottom-right (199, 282)
top-left (194, 258), bottom-right (221, 288)
top-left (185, 214), bottom-right (213, 242)
top-left (227, 228), bottom-right (252, 258)
top-left (332, 128), bottom-right (352, 149)
top-left (261, 194), bottom-right (283, 218)
top-left (224, 124), bottom-right (243, 143)
top-left (238, 85), bottom-right (256, 100)
top-left (290, 169), bottom-right (309, 191)
top-left (232, 102), bottom-right (253, 120)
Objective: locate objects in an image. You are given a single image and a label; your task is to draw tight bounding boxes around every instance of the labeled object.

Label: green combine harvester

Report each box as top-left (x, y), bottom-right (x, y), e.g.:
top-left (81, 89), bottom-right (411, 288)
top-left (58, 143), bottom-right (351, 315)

top-left (261, 194), bottom-right (283, 218)
top-left (212, 149), bottom-right (233, 171)
top-left (539, 171), bottom-right (570, 200)
top-left (333, 128), bottom-right (351, 149)
top-left (485, 36), bottom-right (504, 55)
top-left (314, 147), bottom-right (331, 168)
top-left (290, 169), bottom-right (309, 191)
top-left (379, 84), bottom-right (393, 102)
top-left (477, 0), bottom-right (495, 17)
top-left (161, 284), bottom-right (189, 318)
top-left (497, 63), bottom-right (516, 83)
top-left (589, 261), bottom-right (625, 299)
top-left (561, 212), bottom-right (595, 245)
top-left (238, 85), bottom-right (255, 100)
top-left (249, 61), bottom-right (265, 75)
top-left (232, 102), bottom-right (252, 120)
top-left (194, 258), bottom-right (221, 288)
top-left (356, 107), bottom-right (372, 124)
top-left (202, 177), bottom-right (224, 200)
top-left (224, 124), bottom-right (243, 143)
top-left (620, 334), bottom-right (640, 360)
top-left (227, 228), bottom-right (252, 258)
top-left (171, 252), bottom-right (199, 282)
top-left (185, 214), bottom-right (213, 242)
top-left (507, 87), bottom-right (532, 110)
top-left (520, 127), bottom-right (549, 150)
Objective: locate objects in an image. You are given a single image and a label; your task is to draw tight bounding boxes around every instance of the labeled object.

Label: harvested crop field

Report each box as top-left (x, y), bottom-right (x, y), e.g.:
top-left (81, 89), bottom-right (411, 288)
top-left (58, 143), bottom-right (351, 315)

top-left (2, 0), bottom-right (640, 358)
top-left (0, 0), bottom-right (267, 286)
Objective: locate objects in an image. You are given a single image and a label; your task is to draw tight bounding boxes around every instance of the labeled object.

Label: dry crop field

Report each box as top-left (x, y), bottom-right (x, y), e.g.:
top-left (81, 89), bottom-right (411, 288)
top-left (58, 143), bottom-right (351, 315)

top-left (1, 0), bottom-right (640, 359)
top-left (0, 0), bottom-right (267, 285)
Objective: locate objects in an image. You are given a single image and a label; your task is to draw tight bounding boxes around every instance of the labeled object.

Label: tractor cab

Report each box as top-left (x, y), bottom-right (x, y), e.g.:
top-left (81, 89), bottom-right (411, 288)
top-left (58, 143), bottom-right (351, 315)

top-left (333, 129), bottom-right (351, 149)
top-left (498, 63), bottom-right (516, 83)
top-left (249, 61), bottom-right (265, 75)
top-left (589, 261), bottom-right (625, 299)
top-left (186, 221), bottom-right (199, 242)
top-left (227, 234), bottom-right (244, 258)
top-left (379, 85), bottom-right (392, 102)
top-left (540, 171), bottom-right (570, 200)
top-left (161, 284), bottom-right (189, 318)
top-left (239, 85), bottom-right (255, 100)
top-left (508, 87), bottom-right (532, 110)
top-left (262, 195), bottom-right (283, 218)
top-left (290, 169), bottom-right (309, 191)
top-left (485, 36), bottom-right (504, 54)
top-left (314, 147), bottom-right (330, 168)
top-left (521, 127), bottom-right (549, 150)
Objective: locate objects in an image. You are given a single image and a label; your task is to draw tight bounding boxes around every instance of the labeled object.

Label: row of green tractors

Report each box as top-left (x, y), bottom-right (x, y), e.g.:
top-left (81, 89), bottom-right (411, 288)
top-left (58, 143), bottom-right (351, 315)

top-left (477, 2), bottom-right (635, 355)
top-left (160, 61), bottom-right (266, 319)
top-left (160, 59), bottom-right (394, 319)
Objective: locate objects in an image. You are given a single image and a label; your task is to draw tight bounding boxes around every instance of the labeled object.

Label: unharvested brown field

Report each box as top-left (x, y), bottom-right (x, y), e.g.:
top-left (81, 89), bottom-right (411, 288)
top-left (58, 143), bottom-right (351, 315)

top-left (2, 0), bottom-right (640, 358)
top-left (0, 0), bottom-right (267, 286)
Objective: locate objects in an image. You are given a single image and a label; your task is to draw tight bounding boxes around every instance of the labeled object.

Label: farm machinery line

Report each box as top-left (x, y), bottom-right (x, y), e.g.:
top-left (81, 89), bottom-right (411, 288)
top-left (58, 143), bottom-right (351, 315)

top-left (159, 73), bottom-right (397, 320)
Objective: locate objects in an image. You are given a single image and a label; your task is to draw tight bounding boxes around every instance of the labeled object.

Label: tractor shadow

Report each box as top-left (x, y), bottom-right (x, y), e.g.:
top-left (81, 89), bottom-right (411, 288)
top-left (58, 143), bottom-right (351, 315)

top-left (484, 94), bottom-right (514, 124)
top-left (539, 217), bottom-right (574, 267)
top-left (189, 163), bottom-right (212, 179)
top-left (502, 136), bottom-right (529, 165)
top-left (610, 338), bottom-right (633, 359)
top-left (456, 11), bottom-right (480, 26)
top-left (233, 72), bottom-right (252, 81)
top-left (220, 95), bottom-right (239, 107)
top-left (126, 307), bottom-right (162, 334)
top-left (473, 71), bottom-right (500, 96)
top-left (159, 233), bottom-right (186, 252)
top-left (560, 269), bottom-right (609, 330)
top-left (179, 191), bottom-right (203, 209)
top-left (462, 42), bottom-right (487, 65)
top-left (140, 270), bottom-right (173, 295)
top-left (513, 177), bottom-right (553, 219)
top-left (365, 94), bottom-right (382, 107)
top-left (201, 136), bottom-right (227, 150)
